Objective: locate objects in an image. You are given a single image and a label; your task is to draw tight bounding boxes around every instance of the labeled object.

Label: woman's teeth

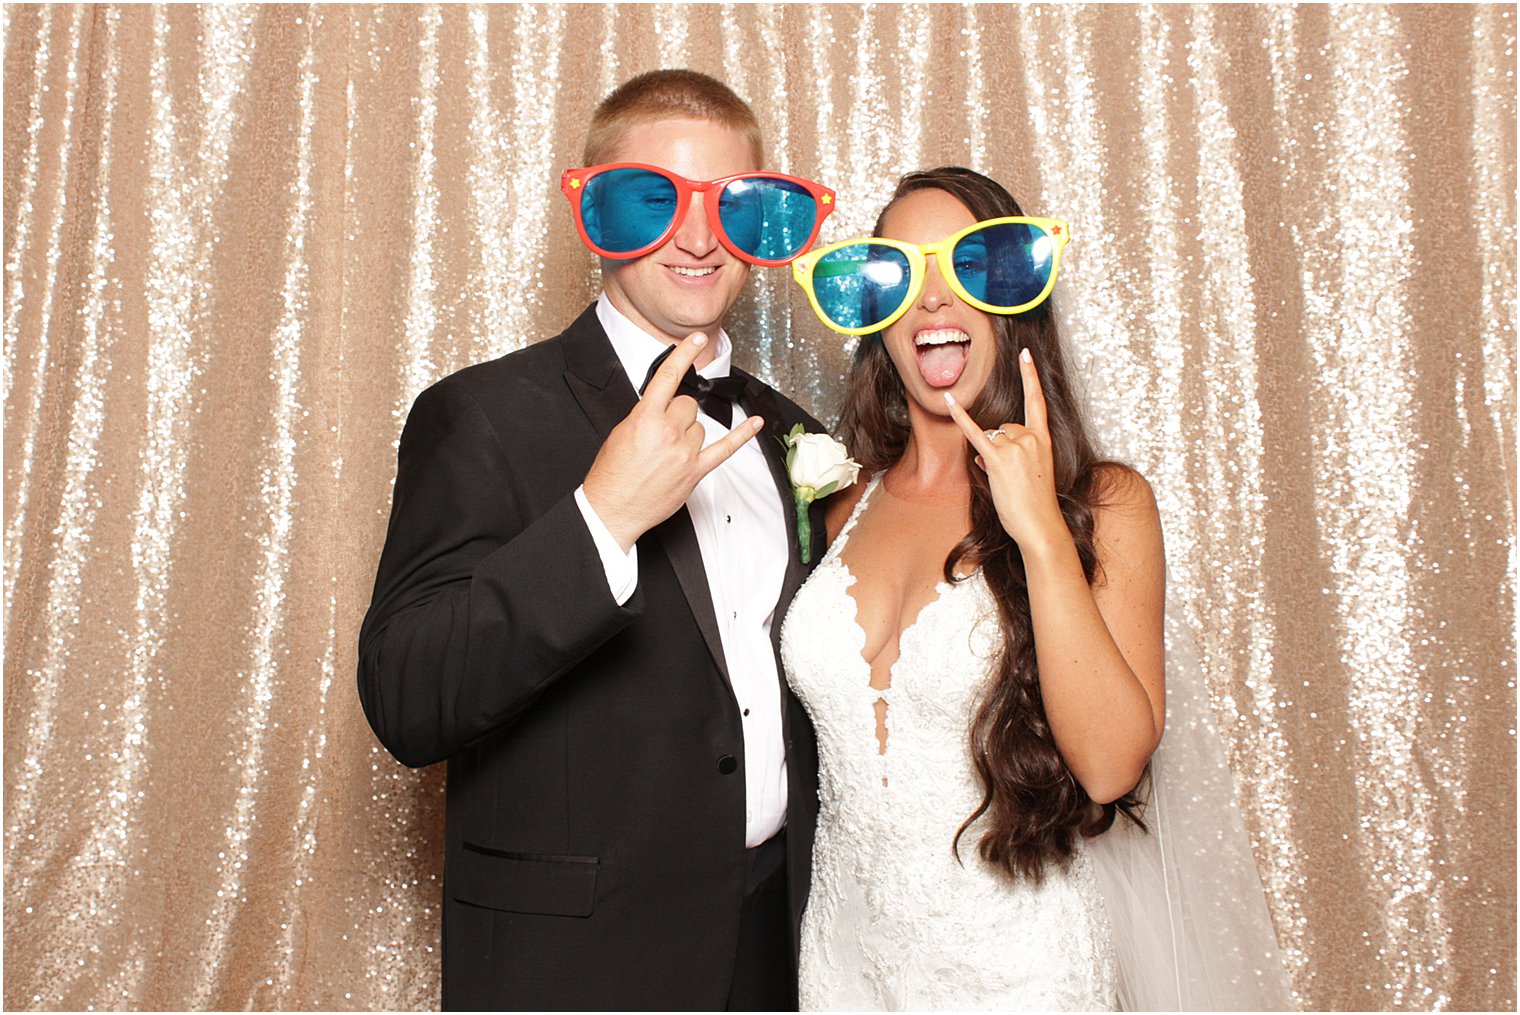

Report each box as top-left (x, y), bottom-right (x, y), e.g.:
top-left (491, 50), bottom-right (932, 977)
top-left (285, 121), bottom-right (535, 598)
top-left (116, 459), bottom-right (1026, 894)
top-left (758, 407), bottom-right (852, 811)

top-left (671, 265), bottom-right (717, 277)
top-left (914, 328), bottom-right (970, 346)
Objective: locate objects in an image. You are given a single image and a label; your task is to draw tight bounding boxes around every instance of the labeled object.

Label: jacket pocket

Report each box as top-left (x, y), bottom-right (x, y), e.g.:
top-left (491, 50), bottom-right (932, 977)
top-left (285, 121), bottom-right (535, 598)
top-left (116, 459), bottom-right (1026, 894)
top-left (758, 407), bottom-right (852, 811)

top-left (450, 841), bottom-right (599, 917)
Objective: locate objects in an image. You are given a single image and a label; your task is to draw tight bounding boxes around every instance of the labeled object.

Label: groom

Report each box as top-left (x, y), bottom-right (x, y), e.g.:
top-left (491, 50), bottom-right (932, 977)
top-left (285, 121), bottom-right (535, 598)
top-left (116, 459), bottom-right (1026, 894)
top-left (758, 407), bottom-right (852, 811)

top-left (357, 70), bottom-right (827, 1010)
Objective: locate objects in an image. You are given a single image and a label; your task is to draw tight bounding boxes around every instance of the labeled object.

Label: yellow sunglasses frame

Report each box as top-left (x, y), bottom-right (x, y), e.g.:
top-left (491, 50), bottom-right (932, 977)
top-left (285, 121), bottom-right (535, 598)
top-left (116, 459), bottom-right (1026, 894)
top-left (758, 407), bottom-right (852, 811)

top-left (790, 216), bottom-right (1071, 336)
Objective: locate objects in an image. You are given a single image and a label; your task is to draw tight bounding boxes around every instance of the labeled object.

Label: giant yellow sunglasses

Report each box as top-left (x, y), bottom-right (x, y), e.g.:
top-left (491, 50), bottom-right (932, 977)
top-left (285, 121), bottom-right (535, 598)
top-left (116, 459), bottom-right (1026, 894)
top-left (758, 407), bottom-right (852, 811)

top-left (791, 216), bottom-right (1070, 336)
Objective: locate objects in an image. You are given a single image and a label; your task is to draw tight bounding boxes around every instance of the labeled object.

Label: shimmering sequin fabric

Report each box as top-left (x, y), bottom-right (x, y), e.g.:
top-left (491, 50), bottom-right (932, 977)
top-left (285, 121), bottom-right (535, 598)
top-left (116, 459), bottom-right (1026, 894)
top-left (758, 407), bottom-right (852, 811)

top-left (3, 4), bottom-right (1513, 1010)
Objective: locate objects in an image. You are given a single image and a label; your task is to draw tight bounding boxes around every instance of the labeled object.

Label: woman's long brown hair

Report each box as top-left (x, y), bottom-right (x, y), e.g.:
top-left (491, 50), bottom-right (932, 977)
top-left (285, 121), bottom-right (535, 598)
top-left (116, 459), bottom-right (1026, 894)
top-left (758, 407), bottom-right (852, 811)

top-left (835, 167), bottom-right (1145, 882)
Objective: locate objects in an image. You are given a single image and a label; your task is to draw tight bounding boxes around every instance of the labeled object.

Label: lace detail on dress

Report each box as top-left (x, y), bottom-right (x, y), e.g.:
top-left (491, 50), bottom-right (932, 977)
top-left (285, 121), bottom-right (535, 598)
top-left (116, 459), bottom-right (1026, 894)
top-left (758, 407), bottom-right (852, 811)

top-left (782, 474), bottom-right (1118, 1011)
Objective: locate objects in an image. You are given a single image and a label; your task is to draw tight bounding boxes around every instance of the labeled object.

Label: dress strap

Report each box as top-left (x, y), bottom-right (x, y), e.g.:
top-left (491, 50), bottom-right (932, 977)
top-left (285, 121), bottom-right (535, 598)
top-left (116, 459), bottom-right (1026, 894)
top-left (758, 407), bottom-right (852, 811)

top-left (826, 471), bottom-right (883, 560)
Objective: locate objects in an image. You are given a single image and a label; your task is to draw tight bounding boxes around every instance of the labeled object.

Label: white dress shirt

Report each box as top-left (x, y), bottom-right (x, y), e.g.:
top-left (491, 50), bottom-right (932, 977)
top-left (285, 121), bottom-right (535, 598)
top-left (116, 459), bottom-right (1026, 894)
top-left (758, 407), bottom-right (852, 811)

top-left (573, 294), bottom-right (790, 847)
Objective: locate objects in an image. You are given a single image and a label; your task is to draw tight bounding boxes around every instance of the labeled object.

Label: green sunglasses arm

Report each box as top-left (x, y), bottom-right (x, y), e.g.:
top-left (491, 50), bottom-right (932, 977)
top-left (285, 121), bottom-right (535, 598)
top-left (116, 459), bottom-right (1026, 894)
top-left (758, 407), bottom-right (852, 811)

top-left (808, 260), bottom-right (865, 279)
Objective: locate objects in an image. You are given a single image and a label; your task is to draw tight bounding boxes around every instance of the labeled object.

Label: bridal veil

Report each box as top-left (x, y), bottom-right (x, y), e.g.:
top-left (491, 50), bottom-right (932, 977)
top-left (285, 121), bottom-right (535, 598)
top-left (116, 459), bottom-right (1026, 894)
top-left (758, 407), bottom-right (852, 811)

top-left (1087, 587), bottom-right (1297, 1011)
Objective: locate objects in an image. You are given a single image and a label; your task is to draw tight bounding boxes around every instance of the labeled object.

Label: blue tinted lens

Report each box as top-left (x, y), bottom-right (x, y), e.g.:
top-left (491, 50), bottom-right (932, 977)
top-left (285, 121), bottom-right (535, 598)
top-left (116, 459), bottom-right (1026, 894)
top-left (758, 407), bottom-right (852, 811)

top-left (954, 222), bottom-right (1054, 309)
top-left (811, 243), bottom-right (913, 331)
top-left (718, 178), bottom-right (819, 261)
top-left (582, 168), bottom-right (679, 253)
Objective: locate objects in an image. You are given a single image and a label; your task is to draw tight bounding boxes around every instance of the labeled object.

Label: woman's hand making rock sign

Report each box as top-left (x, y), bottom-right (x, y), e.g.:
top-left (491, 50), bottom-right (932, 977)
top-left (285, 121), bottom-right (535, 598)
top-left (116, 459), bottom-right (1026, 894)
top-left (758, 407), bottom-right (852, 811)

top-left (943, 347), bottom-right (1069, 559)
top-left (947, 345), bottom-right (1167, 802)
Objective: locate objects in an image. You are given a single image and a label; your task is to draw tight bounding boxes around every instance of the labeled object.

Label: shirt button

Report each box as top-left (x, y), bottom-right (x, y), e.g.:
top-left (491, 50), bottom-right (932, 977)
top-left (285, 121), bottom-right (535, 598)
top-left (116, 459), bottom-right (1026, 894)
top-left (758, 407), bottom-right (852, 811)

top-left (743, 708), bottom-right (750, 717)
top-left (726, 514), bottom-right (732, 524)
top-left (717, 754), bottom-right (738, 775)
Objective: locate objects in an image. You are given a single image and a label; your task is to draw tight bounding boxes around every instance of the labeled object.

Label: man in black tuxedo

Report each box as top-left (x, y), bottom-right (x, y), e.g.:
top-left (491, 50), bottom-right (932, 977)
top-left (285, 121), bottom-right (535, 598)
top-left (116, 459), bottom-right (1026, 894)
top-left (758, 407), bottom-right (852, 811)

top-left (358, 70), bottom-right (831, 1010)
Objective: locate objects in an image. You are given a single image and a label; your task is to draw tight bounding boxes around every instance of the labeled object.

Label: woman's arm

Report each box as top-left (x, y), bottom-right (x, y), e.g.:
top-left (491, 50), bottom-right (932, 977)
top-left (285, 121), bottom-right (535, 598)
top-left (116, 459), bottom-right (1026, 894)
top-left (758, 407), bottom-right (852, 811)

top-left (944, 349), bottom-right (1165, 804)
top-left (1021, 465), bottom-right (1166, 803)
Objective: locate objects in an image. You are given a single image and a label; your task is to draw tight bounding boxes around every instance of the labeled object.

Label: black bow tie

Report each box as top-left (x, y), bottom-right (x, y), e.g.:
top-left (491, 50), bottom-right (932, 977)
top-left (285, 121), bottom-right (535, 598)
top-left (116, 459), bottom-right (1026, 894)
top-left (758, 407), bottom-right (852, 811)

top-left (639, 345), bottom-right (748, 423)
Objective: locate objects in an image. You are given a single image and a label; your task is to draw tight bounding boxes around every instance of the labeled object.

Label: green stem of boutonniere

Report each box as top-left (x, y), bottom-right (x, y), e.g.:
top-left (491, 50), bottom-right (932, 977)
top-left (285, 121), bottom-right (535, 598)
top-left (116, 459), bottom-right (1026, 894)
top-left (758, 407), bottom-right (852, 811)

top-left (794, 493), bottom-right (813, 565)
top-left (791, 478), bottom-right (839, 566)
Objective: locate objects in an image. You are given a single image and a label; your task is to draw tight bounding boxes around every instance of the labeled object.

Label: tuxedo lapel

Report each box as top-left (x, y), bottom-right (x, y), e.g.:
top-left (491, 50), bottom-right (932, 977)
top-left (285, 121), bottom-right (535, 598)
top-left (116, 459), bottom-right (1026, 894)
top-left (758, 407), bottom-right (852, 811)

top-left (562, 316), bottom-right (637, 442)
top-left (739, 378), bottom-right (820, 650)
top-left (646, 512), bottom-right (730, 687)
top-left (561, 306), bottom-right (731, 688)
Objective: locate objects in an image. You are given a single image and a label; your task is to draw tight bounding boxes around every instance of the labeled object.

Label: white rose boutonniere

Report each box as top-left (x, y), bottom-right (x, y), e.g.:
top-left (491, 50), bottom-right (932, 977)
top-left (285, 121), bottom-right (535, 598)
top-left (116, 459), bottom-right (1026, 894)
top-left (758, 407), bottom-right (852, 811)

top-left (782, 424), bottom-right (862, 564)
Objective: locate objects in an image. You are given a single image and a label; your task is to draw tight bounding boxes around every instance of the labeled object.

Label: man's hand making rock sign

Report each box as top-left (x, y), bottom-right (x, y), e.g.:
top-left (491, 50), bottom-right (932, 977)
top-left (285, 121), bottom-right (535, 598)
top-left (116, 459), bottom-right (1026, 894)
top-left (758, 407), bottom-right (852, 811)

top-left (583, 331), bottom-right (765, 552)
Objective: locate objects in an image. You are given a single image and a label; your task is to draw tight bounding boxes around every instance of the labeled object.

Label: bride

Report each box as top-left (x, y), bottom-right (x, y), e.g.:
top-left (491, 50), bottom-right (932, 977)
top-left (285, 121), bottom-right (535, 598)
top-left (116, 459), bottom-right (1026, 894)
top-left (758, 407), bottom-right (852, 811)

top-left (782, 167), bottom-right (1292, 1011)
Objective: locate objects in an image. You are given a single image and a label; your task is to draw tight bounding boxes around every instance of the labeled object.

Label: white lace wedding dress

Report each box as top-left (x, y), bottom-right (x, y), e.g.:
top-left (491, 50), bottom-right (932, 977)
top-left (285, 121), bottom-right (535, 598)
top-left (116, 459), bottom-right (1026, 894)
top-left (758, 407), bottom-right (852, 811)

top-left (781, 474), bottom-right (1119, 1011)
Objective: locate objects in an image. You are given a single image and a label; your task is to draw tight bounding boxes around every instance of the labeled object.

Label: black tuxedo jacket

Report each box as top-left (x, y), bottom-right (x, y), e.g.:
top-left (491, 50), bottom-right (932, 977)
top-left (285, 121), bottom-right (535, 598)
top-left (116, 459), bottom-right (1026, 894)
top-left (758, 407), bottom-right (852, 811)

top-left (357, 305), bottom-right (824, 1010)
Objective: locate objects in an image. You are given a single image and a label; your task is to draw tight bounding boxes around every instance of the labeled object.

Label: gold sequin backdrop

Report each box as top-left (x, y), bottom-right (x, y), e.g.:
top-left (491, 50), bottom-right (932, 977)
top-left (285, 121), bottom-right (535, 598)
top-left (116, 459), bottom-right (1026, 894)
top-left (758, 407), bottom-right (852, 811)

top-left (2, 2), bottom-right (1514, 1010)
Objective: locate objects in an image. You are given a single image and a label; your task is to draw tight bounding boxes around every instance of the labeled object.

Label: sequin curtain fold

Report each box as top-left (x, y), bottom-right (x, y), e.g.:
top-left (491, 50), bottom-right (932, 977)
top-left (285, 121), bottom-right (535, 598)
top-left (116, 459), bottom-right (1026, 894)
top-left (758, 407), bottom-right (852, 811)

top-left (3, 4), bottom-right (1513, 1010)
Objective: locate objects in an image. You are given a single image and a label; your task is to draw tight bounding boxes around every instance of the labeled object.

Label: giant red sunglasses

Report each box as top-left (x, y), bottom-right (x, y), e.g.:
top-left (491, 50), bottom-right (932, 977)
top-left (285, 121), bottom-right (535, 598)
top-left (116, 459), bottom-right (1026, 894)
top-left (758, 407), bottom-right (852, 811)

top-left (561, 162), bottom-right (836, 267)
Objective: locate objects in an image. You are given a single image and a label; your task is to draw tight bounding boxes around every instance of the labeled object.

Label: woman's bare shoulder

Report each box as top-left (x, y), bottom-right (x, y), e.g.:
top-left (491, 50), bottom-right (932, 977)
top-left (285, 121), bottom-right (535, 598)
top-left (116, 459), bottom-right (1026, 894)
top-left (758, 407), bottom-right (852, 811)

top-left (1091, 462), bottom-right (1158, 517)
top-left (1089, 463), bottom-right (1164, 583)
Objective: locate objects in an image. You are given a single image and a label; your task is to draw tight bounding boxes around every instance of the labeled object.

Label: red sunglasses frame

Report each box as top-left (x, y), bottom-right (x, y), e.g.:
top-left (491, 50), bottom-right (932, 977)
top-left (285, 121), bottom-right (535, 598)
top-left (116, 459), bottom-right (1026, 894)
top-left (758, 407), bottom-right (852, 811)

top-left (560, 162), bottom-right (837, 267)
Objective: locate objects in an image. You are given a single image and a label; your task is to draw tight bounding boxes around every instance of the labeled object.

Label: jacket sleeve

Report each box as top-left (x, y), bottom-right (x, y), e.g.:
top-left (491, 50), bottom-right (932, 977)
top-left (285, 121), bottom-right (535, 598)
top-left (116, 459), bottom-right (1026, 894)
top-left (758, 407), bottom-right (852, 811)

top-left (356, 378), bottom-right (642, 768)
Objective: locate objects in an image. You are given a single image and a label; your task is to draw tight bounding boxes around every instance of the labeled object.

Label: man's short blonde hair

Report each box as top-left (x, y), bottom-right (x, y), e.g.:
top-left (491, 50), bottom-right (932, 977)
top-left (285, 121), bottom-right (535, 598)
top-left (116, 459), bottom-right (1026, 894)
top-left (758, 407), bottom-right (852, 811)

top-left (583, 69), bottom-right (764, 168)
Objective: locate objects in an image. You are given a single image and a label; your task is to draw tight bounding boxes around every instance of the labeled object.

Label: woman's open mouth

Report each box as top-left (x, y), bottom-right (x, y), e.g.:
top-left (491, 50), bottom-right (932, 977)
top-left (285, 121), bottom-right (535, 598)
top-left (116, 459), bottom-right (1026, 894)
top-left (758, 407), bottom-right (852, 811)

top-left (914, 328), bottom-right (971, 388)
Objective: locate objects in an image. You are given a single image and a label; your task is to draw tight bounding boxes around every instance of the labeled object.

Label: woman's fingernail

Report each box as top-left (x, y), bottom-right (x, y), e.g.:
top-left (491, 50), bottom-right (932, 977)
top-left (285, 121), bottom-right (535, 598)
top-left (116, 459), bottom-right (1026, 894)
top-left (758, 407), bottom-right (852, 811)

top-left (1020, 347), bottom-right (1032, 363)
top-left (944, 392), bottom-right (957, 407)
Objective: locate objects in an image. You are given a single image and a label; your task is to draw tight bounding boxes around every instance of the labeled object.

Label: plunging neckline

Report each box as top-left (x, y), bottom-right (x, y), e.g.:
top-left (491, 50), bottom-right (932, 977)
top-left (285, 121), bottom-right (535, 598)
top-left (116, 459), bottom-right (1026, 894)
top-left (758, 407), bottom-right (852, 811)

top-left (827, 474), bottom-right (975, 697)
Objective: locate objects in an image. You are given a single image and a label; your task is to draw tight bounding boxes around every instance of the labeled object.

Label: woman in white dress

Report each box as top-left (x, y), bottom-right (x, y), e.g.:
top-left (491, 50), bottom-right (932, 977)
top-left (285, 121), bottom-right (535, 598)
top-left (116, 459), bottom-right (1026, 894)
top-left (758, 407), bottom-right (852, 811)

top-left (781, 167), bottom-right (1278, 1011)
